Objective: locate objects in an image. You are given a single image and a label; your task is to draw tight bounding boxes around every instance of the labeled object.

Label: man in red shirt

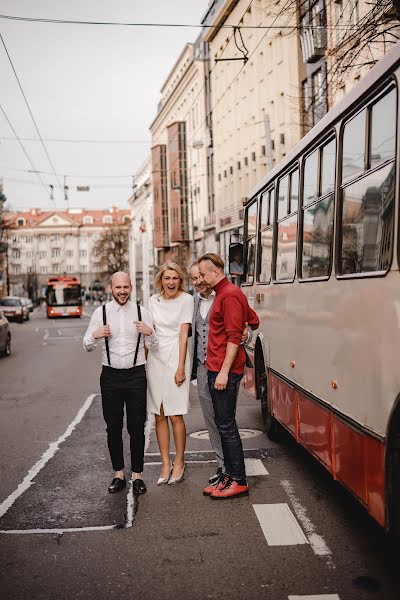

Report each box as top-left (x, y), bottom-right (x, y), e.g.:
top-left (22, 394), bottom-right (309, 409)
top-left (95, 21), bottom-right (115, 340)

top-left (197, 253), bottom-right (259, 499)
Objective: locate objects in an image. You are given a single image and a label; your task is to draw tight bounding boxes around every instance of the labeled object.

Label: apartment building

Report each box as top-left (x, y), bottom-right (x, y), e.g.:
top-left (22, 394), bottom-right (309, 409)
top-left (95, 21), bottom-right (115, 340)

top-left (150, 36), bottom-right (216, 266)
top-left (4, 207), bottom-right (130, 298)
top-left (128, 157), bottom-right (156, 305)
top-left (201, 0), bottom-right (303, 266)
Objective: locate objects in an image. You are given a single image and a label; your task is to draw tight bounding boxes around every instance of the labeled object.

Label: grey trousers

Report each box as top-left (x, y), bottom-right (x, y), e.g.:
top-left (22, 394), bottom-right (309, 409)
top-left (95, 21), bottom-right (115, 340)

top-left (196, 361), bottom-right (224, 469)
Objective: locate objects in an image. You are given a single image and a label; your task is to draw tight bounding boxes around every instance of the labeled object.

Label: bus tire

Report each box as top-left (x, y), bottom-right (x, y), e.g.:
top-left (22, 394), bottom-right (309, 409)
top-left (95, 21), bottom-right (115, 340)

top-left (387, 400), bottom-right (400, 546)
top-left (256, 350), bottom-right (282, 442)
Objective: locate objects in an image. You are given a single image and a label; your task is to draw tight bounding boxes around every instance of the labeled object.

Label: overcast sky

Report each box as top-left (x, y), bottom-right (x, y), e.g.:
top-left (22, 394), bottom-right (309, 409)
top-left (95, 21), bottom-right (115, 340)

top-left (0, 0), bottom-right (209, 212)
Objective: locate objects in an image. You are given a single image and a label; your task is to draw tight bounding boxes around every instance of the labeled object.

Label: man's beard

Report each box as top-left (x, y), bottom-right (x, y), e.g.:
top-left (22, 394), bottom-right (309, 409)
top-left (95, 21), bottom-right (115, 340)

top-left (112, 291), bottom-right (129, 306)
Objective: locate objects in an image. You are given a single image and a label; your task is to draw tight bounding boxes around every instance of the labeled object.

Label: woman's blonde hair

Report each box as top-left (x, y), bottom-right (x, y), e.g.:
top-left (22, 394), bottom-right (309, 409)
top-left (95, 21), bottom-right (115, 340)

top-left (155, 261), bottom-right (186, 296)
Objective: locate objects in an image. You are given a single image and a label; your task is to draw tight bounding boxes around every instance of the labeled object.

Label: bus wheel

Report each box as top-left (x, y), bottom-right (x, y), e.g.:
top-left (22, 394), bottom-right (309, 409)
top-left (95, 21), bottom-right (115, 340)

top-left (257, 360), bottom-right (282, 442)
top-left (387, 403), bottom-right (400, 545)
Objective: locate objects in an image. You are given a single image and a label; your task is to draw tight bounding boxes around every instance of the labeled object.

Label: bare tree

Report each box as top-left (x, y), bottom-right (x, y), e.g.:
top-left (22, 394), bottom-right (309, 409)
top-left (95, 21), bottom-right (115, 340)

top-left (94, 225), bottom-right (130, 278)
top-left (265, 0), bottom-right (400, 129)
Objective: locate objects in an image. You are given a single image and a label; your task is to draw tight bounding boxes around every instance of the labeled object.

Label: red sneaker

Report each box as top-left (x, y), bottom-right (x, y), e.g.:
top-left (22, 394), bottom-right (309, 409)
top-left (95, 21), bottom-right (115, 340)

top-left (210, 477), bottom-right (249, 499)
top-left (203, 473), bottom-right (228, 496)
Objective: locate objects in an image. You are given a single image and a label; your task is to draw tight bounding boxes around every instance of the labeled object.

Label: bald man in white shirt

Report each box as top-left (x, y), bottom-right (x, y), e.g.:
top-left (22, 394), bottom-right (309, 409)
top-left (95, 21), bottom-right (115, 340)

top-left (83, 271), bottom-right (157, 495)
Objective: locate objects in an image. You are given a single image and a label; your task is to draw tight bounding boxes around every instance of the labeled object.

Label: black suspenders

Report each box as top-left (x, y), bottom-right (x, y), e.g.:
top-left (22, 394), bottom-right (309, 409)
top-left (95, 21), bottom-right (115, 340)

top-left (102, 303), bottom-right (142, 368)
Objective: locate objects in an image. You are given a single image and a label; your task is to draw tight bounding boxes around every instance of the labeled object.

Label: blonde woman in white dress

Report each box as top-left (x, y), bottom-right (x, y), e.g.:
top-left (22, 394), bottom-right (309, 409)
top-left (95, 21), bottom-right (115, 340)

top-left (147, 262), bottom-right (194, 484)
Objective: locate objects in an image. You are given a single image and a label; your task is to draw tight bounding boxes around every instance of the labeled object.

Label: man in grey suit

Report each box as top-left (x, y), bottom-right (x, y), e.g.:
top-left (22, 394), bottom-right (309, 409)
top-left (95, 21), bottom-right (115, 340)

top-left (189, 261), bottom-right (249, 486)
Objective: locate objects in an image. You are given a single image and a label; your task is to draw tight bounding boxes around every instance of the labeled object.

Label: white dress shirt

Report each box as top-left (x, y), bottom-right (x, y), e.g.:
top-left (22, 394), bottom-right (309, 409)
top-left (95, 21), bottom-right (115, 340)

top-left (198, 290), bottom-right (216, 320)
top-left (83, 299), bottom-right (158, 369)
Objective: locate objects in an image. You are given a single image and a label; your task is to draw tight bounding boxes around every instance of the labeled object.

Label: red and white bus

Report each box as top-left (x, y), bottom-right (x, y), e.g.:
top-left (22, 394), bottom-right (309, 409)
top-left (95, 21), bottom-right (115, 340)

top-left (232, 43), bottom-right (400, 537)
top-left (46, 276), bottom-right (82, 318)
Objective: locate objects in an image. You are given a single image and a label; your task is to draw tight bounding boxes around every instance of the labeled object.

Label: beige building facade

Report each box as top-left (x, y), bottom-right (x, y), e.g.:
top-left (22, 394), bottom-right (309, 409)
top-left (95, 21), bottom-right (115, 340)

top-left (4, 207), bottom-right (130, 299)
top-left (150, 38), bottom-right (217, 265)
top-left (128, 157), bottom-right (157, 305)
top-left (202, 0), bottom-right (303, 266)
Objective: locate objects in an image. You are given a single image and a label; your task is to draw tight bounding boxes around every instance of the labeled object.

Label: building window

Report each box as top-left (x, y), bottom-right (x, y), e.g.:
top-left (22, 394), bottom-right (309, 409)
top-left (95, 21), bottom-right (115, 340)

top-left (79, 250), bottom-right (87, 258)
top-left (12, 249), bottom-right (20, 259)
top-left (51, 234), bottom-right (61, 242)
top-left (83, 216), bottom-right (93, 224)
top-left (38, 234), bottom-right (46, 243)
top-left (66, 250), bottom-right (74, 258)
top-left (39, 251), bottom-right (47, 259)
top-left (26, 235), bottom-right (33, 243)
top-left (103, 215), bottom-right (112, 224)
top-left (40, 266), bottom-right (46, 274)
top-left (53, 264), bottom-right (60, 273)
top-left (81, 265), bottom-right (87, 272)
top-left (14, 265), bottom-right (21, 275)
top-left (26, 251), bottom-right (32, 259)
top-left (17, 218), bottom-right (25, 226)
top-left (52, 248), bottom-right (60, 258)
top-left (66, 265), bottom-right (74, 273)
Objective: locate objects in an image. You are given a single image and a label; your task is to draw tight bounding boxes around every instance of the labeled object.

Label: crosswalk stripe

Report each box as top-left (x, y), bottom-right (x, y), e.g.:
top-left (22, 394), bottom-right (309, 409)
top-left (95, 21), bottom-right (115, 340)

top-left (288, 595), bottom-right (340, 600)
top-left (253, 503), bottom-right (309, 546)
top-left (245, 458), bottom-right (269, 475)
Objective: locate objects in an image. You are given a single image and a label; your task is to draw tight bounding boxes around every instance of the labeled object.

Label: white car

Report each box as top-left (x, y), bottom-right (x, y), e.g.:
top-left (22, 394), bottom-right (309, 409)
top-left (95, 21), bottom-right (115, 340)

top-left (0, 310), bottom-right (11, 356)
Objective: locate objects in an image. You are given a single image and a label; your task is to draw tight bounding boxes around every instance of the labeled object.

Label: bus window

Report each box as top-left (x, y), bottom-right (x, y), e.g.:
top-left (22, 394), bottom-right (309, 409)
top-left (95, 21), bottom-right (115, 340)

top-left (277, 175), bottom-right (289, 220)
top-left (342, 109), bottom-right (366, 181)
top-left (276, 169), bottom-right (298, 281)
top-left (244, 201), bottom-right (258, 284)
top-left (259, 189), bottom-right (274, 283)
top-left (370, 88), bottom-right (396, 168)
top-left (303, 150), bottom-right (318, 204)
top-left (340, 163), bottom-right (395, 274)
top-left (339, 86), bottom-right (396, 275)
top-left (301, 138), bottom-right (335, 279)
top-left (290, 170), bottom-right (299, 213)
top-left (321, 139), bottom-right (336, 196)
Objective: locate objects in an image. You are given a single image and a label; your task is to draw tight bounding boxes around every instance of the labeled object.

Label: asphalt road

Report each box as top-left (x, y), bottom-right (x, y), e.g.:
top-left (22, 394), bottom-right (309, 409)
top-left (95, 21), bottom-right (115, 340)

top-left (0, 305), bottom-right (398, 600)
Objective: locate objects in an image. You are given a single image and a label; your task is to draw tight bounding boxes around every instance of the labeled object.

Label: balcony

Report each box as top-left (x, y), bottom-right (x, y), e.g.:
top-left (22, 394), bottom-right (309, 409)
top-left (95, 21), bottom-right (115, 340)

top-left (300, 27), bottom-right (327, 63)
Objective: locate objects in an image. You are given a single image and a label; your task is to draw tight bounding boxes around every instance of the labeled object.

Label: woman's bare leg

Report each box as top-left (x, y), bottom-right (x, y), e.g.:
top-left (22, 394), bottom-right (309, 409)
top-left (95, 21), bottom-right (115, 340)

top-left (155, 405), bottom-right (171, 478)
top-left (170, 415), bottom-right (186, 477)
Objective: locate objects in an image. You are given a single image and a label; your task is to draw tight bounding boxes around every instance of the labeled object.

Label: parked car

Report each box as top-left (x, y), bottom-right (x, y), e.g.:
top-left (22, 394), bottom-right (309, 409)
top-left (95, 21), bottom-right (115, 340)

top-left (19, 298), bottom-right (30, 321)
top-left (0, 296), bottom-right (25, 323)
top-left (26, 298), bottom-right (34, 312)
top-left (0, 310), bottom-right (11, 356)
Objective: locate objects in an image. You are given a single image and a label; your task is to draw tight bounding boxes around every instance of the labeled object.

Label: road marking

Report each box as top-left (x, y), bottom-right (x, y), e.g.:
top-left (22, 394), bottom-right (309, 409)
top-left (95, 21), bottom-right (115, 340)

top-left (57, 329), bottom-right (62, 335)
top-left (0, 393), bottom-right (97, 520)
top-left (245, 458), bottom-right (269, 476)
top-left (35, 328), bottom-right (39, 332)
top-left (288, 596), bottom-right (340, 600)
top-left (43, 329), bottom-right (49, 341)
top-left (253, 503), bottom-right (309, 546)
top-left (281, 480), bottom-right (334, 567)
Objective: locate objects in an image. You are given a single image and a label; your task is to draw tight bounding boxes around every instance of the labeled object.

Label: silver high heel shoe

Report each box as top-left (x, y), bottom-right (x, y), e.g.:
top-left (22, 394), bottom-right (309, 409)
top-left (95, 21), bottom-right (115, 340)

top-left (157, 464), bottom-right (173, 485)
top-left (168, 463), bottom-right (186, 485)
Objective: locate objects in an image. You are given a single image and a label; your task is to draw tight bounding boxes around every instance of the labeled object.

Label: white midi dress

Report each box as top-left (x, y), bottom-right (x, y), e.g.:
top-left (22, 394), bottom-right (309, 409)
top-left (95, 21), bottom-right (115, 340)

top-left (146, 292), bottom-right (194, 416)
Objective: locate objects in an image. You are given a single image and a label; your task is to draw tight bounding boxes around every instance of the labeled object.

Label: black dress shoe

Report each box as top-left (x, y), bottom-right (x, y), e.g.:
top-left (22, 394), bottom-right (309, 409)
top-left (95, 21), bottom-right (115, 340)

top-left (209, 467), bottom-right (223, 484)
top-left (132, 478), bottom-right (147, 495)
top-left (108, 477), bottom-right (126, 493)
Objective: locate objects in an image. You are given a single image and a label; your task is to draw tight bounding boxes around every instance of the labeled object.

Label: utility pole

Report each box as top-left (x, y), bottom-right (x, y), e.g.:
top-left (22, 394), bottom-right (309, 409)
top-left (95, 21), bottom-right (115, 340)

top-left (264, 113), bottom-right (273, 172)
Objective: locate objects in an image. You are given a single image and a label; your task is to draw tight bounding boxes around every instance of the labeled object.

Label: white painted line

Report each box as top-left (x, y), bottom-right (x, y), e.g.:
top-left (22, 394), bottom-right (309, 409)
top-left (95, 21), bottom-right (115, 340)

top-left (57, 329), bottom-right (62, 336)
top-left (125, 483), bottom-right (134, 528)
top-left (253, 504), bottom-right (309, 546)
top-left (0, 525), bottom-right (116, 535)
top-left (42, 342), bottom-right (47, 346)
top-left (281, 480), bottom-right (334, 567)
top-left (0, 393), bottom-right (97, 519)
top-left (288, 596), bottom-right (340, 600)
top-left (35, 327), bottom-right (39, 332)
top-left (145, 460), bottom-right (216, 466)
top-left (43, 329), bottom-right (49, 341)
top-left (245, 458), bottom-right (269, 476)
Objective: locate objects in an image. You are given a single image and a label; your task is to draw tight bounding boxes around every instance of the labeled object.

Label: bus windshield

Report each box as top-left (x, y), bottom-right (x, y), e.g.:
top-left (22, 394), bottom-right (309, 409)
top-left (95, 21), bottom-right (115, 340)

top-left (46, 284), bottom-right (81, 307)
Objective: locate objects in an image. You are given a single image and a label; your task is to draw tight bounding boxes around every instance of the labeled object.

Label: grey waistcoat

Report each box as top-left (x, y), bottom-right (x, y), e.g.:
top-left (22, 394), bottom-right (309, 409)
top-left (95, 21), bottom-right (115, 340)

top-left (195, 298), bottom-right (211, 364)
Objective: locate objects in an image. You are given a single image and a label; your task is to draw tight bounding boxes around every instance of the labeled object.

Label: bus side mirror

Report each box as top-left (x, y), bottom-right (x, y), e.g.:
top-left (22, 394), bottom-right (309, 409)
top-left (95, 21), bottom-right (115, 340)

top-left (229, 242), bottom-right (244, 277)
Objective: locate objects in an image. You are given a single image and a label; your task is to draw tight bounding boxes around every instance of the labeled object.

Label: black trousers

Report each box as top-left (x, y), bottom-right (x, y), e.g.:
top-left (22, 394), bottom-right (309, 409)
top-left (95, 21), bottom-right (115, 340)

top-left (100, 365), bottom-right (147, 473)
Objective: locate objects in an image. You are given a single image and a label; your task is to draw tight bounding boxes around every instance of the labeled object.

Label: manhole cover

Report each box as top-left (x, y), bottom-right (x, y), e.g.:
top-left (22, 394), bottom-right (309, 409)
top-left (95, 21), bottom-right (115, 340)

top-left (189, 429), bottom-right (263, 440)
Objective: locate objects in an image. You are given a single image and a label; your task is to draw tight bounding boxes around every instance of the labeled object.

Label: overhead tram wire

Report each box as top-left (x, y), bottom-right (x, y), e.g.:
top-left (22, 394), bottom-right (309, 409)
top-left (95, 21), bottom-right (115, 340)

top-left (0, 102), bottom-right (51, 199)
top-left (0, 14), bottom-right (363, 31)
top-left (0, 136), bottom-right (152, 144)
top-left (0, 32), bottom-right (62, 196)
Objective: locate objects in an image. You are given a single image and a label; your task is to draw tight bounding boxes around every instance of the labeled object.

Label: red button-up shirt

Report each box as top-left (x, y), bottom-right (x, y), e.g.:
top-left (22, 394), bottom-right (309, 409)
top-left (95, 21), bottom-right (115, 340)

top-left (206, 277), bottom-right (260, 375)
